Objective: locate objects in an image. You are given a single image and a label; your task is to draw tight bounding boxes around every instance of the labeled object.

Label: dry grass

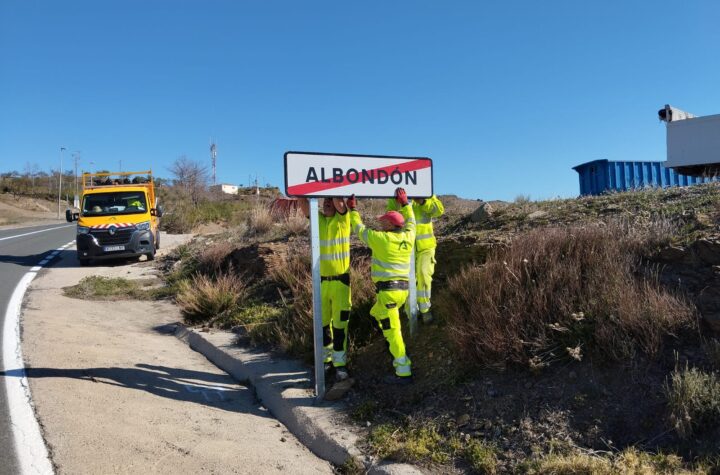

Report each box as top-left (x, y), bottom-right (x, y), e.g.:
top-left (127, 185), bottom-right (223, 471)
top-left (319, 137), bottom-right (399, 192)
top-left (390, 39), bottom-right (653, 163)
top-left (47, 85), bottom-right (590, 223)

top-left (281, 209), bottom-right (308, 236)
top-left (196, 241), bottom-right (234, 277)
top-left (437, 224), bottom-right (697, 368)
top-left (176, 271), bottom-right (249, 324)
top-left (665, 362), bottom-right (720, 438)
top-left (247, 205), bottom-right (274, 235)
top-left (63, 276), bottom-right (161, 300)
top-left (250, 251), bottom-right (314, 356)
top-left (368, 421), bottom-right (499, 471)
top-left (249, 250), bottom-right (377, 357)
top-left (532, 448), bottom-right (696, 474)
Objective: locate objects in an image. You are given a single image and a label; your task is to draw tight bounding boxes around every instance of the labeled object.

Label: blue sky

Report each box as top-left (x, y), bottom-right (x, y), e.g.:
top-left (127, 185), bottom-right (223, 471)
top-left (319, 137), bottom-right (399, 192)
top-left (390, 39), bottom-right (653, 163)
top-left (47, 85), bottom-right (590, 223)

top-left (1, 1), bottom-right (719, 201)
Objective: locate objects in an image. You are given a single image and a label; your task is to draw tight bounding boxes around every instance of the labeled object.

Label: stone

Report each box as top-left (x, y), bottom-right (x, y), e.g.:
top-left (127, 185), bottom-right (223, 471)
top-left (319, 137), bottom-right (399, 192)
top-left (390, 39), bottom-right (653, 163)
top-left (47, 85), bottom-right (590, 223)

top-left (526, 210), bottom-right (548, 220)
top-left (692, 239), bottom-right (720, 265)
top-left (456, 414), bottom-right (471, 427)
top-left (656, 245), bottom-right (686, 263)
top-left (471, 202), bottom-right (494, 223)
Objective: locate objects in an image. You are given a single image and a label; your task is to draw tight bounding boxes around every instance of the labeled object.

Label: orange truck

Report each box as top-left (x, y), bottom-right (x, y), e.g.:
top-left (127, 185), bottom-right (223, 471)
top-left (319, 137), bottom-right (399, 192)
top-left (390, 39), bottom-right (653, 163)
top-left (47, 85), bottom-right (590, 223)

top-left (66, 170), bottom-right (163, 265)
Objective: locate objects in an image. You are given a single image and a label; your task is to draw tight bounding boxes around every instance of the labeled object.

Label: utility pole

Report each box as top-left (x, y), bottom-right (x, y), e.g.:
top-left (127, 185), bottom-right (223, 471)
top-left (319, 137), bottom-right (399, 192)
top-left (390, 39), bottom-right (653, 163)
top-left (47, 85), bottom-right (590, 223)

top-left (73, 151), bottom-right (81, 205)
top-left (58, 147), bottom-right (66, 219)
top-left (210, 141), bottom-right (217, 186)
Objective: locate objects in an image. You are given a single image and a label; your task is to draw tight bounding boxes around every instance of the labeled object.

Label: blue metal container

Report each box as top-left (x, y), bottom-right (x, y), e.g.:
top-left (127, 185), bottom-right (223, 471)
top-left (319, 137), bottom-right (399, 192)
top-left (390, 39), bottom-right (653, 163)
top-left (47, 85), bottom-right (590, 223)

top-left (573, 159), bottom-right (718, 196)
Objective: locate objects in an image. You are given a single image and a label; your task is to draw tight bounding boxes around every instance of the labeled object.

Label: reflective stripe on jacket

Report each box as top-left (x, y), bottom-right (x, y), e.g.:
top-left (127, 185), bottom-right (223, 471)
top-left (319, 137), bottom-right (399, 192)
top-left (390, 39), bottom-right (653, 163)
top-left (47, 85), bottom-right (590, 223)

top-left (319, 211), bottom-right (351, 277)
top-left (350, 205), bottom-right (416, 283)
top-left (386, 195), bottom-right (444, 251)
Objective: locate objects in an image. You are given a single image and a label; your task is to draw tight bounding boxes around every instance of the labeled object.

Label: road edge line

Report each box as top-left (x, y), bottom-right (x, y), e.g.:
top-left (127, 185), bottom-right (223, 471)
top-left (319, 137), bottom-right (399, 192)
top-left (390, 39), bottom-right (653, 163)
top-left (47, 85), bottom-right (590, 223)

top-left (2, 239), bottom-right (74, 475)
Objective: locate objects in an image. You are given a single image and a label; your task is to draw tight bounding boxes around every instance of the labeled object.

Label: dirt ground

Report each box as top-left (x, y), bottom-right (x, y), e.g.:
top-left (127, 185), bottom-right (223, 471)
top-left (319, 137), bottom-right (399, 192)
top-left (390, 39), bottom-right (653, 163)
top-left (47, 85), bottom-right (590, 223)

top-left (0, 194), bottom-right (64, 228)
top-left (21, 234), bottom-right (333, 474)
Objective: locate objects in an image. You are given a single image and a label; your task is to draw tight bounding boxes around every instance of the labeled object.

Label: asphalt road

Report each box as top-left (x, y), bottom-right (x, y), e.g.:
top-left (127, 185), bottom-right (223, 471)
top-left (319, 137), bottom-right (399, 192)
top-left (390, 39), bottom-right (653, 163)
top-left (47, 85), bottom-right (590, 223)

top-left (0, 223), bottom-right (75, 474)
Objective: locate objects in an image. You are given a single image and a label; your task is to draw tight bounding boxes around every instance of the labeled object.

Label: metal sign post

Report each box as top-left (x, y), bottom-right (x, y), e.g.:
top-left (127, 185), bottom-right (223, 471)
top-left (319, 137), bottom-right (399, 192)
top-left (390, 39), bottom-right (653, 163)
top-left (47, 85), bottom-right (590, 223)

top-left (309, 198), bottom-right (325, 401)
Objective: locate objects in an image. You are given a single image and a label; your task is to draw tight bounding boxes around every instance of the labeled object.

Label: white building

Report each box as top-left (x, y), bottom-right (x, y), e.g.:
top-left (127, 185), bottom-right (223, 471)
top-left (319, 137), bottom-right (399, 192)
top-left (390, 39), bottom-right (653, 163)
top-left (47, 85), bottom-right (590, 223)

top-left (211, 184), bottom-right (239, 195)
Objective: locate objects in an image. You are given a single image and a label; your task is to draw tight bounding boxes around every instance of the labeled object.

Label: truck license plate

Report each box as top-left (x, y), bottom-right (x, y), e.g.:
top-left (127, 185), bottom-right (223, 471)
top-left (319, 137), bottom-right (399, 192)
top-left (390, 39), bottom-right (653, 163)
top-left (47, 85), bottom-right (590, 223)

top-left (103, 245), bottom-right (125, 252)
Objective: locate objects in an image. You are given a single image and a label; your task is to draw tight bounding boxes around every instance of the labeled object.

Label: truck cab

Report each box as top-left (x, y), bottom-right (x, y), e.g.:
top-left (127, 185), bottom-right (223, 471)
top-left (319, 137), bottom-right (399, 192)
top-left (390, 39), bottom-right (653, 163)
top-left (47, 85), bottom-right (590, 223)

top-left (67, 171), bottom-right (162, 265)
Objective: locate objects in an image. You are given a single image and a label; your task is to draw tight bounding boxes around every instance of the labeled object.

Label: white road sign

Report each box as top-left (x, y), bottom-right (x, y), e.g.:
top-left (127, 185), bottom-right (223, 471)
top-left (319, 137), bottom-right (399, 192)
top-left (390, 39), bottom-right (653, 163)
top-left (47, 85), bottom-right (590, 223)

top-left (284, 151), bottom-right (433, 198)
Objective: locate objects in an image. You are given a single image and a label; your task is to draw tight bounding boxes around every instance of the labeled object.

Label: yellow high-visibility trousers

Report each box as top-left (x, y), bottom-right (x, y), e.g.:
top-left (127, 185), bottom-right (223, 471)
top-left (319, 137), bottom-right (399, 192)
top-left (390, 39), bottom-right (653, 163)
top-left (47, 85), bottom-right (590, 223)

top-left (370, 289), bottom-right (412, 376)
top-left (321, 279), bottom-right (351, 367)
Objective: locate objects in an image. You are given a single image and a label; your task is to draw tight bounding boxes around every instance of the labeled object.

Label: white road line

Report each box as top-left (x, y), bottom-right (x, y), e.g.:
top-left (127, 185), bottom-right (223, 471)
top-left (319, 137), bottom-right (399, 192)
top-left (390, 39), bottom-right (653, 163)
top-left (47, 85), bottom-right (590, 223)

top-left (0, 224), bottom-right (74, 242)
top-left (2, 239), bottom-right (74, 475)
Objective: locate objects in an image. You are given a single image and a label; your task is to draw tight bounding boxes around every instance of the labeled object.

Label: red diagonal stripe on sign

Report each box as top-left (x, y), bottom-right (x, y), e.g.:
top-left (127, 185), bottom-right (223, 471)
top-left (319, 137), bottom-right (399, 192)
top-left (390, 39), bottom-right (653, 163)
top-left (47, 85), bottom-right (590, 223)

top-left (288, 159), bottom-right (431, 195)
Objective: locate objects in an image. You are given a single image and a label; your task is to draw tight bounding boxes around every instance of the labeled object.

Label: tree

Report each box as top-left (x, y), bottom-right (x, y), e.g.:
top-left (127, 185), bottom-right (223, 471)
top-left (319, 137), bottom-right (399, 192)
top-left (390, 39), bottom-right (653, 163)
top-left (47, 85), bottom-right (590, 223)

top-left (168, 156), bottom-right (208, 206)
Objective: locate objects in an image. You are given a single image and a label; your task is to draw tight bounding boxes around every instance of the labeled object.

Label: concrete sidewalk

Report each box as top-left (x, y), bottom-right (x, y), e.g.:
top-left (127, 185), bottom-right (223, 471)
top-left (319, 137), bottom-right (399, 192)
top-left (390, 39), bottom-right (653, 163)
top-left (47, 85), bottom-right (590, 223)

top-left (174, 327), bottom-right (425, 475)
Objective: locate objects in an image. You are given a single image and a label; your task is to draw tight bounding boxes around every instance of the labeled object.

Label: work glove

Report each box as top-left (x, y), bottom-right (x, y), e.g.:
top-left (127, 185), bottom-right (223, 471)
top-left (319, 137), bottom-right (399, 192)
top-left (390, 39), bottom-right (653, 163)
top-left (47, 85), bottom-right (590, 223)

top-left (395, 188), bottom-right (409, 207)
top-left (346, 195), bottom-right (357, 210)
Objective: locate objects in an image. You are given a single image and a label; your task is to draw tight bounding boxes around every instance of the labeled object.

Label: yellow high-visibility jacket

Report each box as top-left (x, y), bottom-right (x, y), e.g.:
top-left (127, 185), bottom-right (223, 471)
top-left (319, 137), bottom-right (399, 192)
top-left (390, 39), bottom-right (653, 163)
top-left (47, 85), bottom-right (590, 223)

top-left (387, 195), bottom-right (444, 252)
top-left (350, 205), bottom-right (416, 283)
top-left (319, 211), bottom-right (351, 277)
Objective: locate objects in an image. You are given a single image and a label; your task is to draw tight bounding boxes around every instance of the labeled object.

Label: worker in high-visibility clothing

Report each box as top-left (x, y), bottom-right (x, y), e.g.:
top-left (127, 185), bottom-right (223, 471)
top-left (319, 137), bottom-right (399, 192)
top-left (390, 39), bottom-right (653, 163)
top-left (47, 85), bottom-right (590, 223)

top-left (299, 197), bottom-right (352, 382)
top-left (347, 188), bottom-right (415, 384)
top-left (387, 194), bottom-right (444, 323)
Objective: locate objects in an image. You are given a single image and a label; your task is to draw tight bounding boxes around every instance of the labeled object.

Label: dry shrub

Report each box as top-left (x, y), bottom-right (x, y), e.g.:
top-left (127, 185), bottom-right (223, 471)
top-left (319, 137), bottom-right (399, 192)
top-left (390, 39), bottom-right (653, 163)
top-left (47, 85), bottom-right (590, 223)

top-left (666, 362), bottom-right (720, 438)
top-left (251, 251), bottom-right (314, 356)
top-left (176, 271), bottom-right (248, 324)
top-left (535, 448), bottom-right (689, 475)
top-left (247, 205), bottom-right (274, 235)
top-left (357, 198), bottom-right (388, 219)
top-left (196, 241), bottom-right (234, 277)
top-left (438, 225), bottom-right (697, 367)
top-left (251, 249), bottom-right (377, 357)
top-left (281, 209), bottom-right (308, 236)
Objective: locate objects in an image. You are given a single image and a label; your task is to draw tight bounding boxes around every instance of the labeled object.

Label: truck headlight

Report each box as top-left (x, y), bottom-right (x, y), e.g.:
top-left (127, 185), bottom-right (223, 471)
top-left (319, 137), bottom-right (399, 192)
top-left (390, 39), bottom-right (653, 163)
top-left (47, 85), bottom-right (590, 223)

top-left (77, 226), bottom-right (90, 234)
top-left (136, 221), bottom-right (151, 231)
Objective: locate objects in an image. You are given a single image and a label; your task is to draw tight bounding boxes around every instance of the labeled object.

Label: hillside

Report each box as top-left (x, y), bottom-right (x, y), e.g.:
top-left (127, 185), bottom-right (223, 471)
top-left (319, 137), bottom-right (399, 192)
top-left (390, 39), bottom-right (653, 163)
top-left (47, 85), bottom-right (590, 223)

top-left (0, 193), bottom-right (64, 227)
top-left (158, 185), bottom-right (720, 473)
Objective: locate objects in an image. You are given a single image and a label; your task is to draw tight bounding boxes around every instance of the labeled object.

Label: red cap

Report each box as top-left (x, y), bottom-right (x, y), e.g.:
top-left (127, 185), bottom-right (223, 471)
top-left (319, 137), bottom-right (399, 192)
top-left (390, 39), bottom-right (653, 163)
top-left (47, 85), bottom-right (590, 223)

top-left (377, 211), bottom-right (405, 228)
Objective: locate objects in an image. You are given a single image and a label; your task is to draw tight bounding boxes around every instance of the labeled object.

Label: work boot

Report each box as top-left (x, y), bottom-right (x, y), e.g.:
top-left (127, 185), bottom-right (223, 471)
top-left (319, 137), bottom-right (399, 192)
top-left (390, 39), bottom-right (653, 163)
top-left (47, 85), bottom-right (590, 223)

top-left (335, 367), bottom-right (350, 382)
top-left (324, 362), bottom-right (334, 378)
top-left (420, 310), bottom-right (434, 324)
top-left (382, 374), bottom-right (414, 386)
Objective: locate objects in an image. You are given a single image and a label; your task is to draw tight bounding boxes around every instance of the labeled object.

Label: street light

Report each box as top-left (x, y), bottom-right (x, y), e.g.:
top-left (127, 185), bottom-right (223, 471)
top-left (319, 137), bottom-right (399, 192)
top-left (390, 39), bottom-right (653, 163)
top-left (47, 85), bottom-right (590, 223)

top-left (58, 147), bottom-right (66, 219)
top-left (72, 151), bottom-right (81, 206)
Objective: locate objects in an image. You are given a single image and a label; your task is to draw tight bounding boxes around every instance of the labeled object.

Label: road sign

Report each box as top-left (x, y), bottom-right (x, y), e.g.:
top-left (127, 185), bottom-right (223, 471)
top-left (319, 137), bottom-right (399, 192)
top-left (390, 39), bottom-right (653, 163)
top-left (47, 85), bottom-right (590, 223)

top-left (284, 151), bottom-right (433, 198)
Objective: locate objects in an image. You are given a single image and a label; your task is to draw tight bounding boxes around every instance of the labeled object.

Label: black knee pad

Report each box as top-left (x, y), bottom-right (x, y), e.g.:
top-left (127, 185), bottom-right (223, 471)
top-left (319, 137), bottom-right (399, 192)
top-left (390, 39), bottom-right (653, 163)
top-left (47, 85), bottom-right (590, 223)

top-left (332, 328), bottom-right (346, 351)
top-left (340, 310), bottom-right (350, 322)
top-left (378, 318), bottom-right (392, 330)
top-left (322, 325), bottom-right (332, 347)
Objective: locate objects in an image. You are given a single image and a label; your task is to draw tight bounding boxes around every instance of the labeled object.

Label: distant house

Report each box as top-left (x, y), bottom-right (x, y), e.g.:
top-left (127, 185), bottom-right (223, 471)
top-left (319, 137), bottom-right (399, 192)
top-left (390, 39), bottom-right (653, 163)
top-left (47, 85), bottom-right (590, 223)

top-left (573, 159), bottom-right (718, 196)
top-left (210, 184), bottom-right (239, 195)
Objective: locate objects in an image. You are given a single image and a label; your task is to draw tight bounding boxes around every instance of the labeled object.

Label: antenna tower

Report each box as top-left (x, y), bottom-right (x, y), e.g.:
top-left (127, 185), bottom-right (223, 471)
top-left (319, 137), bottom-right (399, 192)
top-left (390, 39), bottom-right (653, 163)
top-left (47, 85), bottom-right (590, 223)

top-left (210, 140), bottom-right (217, 186)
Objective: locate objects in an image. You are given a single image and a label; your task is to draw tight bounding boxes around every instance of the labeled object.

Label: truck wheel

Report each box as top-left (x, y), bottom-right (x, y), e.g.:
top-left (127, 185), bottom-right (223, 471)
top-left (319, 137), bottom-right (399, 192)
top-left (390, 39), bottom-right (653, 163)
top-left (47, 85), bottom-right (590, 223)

top-left (155, 230), bottom-right (160, 250)
top-left (79, 258), bottom-right (90, 266)
top-left (145, 250), bottom-right (155, 261)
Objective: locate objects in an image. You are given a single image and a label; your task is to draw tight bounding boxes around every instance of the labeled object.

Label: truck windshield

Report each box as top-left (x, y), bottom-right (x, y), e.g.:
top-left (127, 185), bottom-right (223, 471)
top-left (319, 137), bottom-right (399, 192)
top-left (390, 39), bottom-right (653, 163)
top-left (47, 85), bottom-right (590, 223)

top-left (82, 192), bottom-right (148, 216)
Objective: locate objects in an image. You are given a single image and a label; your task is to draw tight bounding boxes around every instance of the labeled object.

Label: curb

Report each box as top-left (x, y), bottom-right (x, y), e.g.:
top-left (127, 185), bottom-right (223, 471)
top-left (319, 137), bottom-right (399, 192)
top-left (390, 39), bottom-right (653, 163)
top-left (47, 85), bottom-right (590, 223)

top-left (173, 326), bottom-right (364, 466)
top-left (173, 326), bottom-right (425, 474)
